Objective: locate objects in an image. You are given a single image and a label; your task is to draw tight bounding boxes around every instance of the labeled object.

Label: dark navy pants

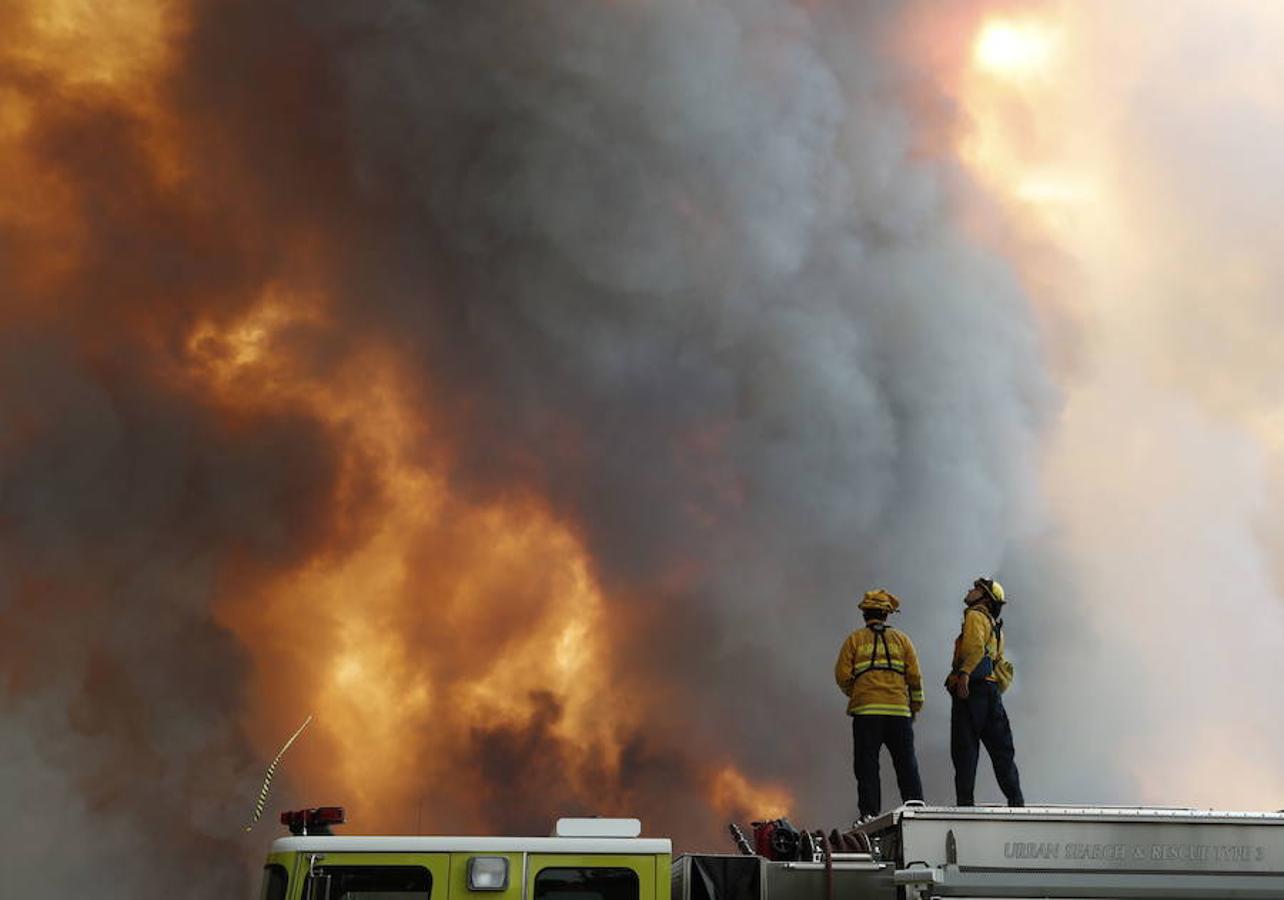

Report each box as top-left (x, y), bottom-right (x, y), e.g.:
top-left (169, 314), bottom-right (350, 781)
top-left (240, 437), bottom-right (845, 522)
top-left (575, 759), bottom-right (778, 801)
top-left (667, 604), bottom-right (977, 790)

top-left (951, 681), bottom-right (1024, 806)
top-left (851, 715), bottom-right (924, 818)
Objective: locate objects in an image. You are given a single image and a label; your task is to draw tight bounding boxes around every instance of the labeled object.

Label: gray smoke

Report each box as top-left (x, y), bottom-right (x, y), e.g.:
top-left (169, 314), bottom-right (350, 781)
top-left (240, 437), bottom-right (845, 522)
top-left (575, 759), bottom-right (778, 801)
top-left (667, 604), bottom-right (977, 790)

top-left (0, 332), bottom-right (347, 895)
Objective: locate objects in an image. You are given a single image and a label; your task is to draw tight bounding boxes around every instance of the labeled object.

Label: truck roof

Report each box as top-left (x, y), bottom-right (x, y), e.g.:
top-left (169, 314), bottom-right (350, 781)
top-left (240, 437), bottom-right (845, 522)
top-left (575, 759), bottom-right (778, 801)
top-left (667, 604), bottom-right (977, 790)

top-left (270, 835), bottom-right (672, 855)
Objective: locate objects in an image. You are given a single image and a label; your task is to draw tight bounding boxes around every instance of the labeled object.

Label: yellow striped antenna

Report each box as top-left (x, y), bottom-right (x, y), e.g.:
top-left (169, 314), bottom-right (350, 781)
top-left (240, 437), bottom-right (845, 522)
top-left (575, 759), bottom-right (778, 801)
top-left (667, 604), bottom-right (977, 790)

top-left (244, 714), bottom-right (314, 832)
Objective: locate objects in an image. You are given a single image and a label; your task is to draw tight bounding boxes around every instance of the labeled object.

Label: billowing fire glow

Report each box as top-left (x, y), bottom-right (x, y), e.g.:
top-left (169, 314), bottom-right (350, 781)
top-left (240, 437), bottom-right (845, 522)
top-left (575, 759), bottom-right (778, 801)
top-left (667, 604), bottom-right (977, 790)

top-left (187, 265), bottom-right (793, 835)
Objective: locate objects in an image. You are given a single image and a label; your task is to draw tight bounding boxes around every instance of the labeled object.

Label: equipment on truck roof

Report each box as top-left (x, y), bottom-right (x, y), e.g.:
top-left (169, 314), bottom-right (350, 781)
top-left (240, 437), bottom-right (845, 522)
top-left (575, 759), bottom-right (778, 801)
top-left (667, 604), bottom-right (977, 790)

top-left (682, 805), bottom-right (1284, 899)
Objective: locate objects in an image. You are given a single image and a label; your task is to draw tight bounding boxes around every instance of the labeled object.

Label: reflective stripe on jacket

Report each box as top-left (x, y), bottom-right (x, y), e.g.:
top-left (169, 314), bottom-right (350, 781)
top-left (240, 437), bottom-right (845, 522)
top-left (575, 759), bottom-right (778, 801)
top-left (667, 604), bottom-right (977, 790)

top-left (835, 624), bottom-right (924, 717)
top-left (952, 605), bottom-right (1005, 683)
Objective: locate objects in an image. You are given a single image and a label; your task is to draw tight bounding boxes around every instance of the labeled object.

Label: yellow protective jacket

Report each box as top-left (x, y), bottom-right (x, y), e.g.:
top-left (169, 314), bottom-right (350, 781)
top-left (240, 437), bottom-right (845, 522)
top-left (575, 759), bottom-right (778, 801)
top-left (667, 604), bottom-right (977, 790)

top-left (951, 605), bottom-right (1011, 688)
top-left (834, 624), bottom-right (924, 717)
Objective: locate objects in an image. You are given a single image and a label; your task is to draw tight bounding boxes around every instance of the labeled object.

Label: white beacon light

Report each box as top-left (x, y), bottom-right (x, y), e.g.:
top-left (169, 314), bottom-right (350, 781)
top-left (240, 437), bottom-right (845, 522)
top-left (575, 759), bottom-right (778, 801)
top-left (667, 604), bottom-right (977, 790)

top-left (468, 856), bottom-right (509, 891)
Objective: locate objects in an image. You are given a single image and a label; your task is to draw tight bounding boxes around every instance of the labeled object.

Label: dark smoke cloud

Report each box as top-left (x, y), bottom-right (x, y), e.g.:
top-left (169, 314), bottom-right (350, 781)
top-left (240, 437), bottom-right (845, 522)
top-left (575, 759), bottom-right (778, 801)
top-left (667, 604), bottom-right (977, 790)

top-left (0, 333), bottom-right (350, 895)
top-left (2, 0), bottom-right (1056, 893)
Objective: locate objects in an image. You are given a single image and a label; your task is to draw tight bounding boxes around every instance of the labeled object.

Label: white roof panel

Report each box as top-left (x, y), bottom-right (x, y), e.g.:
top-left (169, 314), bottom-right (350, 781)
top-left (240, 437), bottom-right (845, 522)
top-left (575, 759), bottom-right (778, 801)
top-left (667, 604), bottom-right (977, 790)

top-left (553, 818), bottom-right (642, 838)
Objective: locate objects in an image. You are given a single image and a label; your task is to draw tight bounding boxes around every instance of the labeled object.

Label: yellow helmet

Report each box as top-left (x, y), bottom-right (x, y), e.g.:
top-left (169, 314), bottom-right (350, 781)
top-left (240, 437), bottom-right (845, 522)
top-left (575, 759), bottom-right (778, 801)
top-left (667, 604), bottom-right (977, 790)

top-left (858, 589), bottom-right (900, 614)
top-left (972, 577), bottom-right (1005, 605)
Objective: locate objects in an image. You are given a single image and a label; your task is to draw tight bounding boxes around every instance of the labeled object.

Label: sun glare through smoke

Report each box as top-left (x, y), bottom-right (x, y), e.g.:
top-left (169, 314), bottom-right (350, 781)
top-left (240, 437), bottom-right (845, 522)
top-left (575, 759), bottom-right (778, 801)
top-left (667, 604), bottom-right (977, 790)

top-left (973, 19), bottom-right (1056, 79)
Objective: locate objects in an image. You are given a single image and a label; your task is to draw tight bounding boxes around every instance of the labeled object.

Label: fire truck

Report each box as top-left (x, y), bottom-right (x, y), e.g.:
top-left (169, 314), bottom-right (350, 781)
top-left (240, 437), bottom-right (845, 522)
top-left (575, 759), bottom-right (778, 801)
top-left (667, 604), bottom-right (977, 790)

top-left (261, 803), bottom-right (1284, 900)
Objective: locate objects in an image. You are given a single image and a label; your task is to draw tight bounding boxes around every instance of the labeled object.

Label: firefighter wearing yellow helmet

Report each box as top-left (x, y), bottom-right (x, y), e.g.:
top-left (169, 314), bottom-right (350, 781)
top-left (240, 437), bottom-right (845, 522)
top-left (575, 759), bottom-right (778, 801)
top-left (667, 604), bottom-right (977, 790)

top-left (944, 577), bottom-right (1024, 807)
top-left (834, 589), bottom-right (925, 820)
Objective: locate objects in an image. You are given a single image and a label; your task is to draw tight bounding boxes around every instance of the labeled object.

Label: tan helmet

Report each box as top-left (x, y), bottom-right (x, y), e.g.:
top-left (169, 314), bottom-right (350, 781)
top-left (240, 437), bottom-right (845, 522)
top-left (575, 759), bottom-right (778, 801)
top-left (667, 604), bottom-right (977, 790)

top-left (858, 588), bottom-right (900, 614)
top-left (972, 577), bottom-right (1005, 605)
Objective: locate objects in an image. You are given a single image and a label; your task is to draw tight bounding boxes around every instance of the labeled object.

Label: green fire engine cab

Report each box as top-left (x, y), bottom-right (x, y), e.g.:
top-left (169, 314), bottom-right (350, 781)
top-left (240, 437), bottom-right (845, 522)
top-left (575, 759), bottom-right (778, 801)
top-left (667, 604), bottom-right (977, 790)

top-left (261, 810), bottom-right (668, 900)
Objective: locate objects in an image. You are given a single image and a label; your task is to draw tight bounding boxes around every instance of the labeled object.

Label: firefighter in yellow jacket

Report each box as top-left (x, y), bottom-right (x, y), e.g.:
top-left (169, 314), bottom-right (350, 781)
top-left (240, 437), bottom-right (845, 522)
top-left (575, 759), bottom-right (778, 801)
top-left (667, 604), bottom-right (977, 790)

top-left (834, 589), bottom-right (925, 819)
top-left (944, 577), bottom-right (1024, 807)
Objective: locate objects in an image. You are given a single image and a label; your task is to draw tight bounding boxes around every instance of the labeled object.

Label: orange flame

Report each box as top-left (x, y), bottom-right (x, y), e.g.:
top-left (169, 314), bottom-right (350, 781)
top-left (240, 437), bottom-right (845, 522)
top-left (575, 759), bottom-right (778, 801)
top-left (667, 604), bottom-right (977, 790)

top-left (709, 764), bottom-right (794, 822)
top-left (186, 298), bottom-right (635, 832)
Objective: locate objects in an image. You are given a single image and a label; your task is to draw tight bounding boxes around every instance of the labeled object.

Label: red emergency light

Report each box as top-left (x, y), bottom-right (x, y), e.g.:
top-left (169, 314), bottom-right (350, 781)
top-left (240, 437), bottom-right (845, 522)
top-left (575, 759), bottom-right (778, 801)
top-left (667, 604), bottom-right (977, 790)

top-left (281, 806), bottom-right (346, 836)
